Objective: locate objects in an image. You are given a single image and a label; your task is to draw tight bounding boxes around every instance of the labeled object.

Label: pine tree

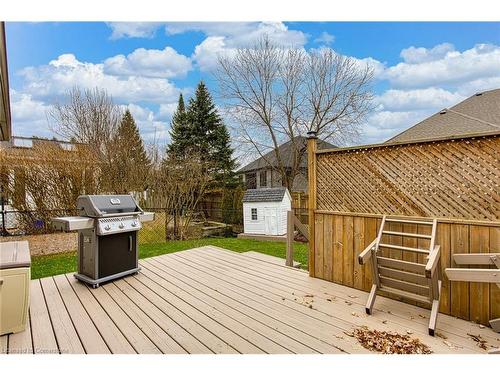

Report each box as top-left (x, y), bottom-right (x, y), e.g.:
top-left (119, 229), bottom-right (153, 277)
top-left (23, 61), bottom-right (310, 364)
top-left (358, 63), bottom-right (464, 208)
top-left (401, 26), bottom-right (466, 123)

top-left (186, 81), bottom-right (237, 186)
top-left (112, 109), bottom-right (150, 193)
top-left (167, 94), bottom-right (190, 159)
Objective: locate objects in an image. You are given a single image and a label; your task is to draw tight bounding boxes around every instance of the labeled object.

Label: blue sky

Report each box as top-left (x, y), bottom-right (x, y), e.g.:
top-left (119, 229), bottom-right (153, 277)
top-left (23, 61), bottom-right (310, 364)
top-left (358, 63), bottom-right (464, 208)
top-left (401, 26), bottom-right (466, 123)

top-left (6, 21), bottom-right (500, 146)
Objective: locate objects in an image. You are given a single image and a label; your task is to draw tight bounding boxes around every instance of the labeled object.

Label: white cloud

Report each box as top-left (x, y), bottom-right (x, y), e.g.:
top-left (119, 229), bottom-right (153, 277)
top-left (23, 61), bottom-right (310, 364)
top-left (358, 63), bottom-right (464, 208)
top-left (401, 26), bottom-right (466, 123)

top-left (384, 43), bottom-right (500, 89)
top-left (192, 36), bottom-right (236, 72)
top-left (314, 31), bottom-right (335, 45)
top-left (9, 90), bottom-right (52, 137)
top-left (103, 46), bottom-right (192, 78)
top-left (359, 109), bottom-right (432, 145)
top-left (376, 88), bottom-right (465, 111)
top-left (166, 22), bottom-right (308, 47)
top-left (400, 43), bottom-right (455, 64)
top-left (157, 102), bottom-right (178, 120)
top-left (20, 53), bottom-right (181, 104)
top-left (107, 22), bottom-right (163, 39)
top-left (187, 22), bottom-right (308, 71)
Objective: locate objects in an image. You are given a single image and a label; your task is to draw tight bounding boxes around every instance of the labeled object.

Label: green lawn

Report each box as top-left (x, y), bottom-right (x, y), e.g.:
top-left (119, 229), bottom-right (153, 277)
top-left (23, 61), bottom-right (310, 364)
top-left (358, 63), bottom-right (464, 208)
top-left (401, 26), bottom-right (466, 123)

top-left (31, 237), bottom-right (308, 279)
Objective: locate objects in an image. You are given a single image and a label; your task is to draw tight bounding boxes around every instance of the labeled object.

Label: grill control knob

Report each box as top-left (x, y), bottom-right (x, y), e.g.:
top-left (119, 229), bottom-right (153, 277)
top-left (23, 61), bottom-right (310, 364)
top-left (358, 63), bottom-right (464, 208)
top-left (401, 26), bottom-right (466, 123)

top-left (119, 223), bottom-right (125, 229)
top-left (104, 225), bottom-right (111, 231)
top-left (131, 221), bottom-right (138, 227)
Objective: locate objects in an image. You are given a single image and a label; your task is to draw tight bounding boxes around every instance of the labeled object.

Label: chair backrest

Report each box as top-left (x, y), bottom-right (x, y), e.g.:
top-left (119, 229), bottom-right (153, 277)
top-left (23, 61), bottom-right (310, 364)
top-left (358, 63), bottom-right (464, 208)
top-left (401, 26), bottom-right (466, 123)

top-left (373, 215), bottom-right (438, 303)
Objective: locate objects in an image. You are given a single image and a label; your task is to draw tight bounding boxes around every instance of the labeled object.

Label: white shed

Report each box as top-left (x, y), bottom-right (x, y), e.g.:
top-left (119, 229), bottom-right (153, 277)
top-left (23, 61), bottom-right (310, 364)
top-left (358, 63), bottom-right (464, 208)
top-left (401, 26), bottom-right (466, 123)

top-left (242, 187), bottom-right (292, 236)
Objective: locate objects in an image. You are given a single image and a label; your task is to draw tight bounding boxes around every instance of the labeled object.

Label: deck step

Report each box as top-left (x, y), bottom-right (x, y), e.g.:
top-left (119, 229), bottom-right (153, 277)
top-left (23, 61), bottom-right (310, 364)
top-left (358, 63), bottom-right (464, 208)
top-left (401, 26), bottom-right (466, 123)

top-left (382, 230), bottom-right (432, 239)
top-left (385, 218), bottom-right (433, 225)
top-left (378, 243), bottom-right (430, 254)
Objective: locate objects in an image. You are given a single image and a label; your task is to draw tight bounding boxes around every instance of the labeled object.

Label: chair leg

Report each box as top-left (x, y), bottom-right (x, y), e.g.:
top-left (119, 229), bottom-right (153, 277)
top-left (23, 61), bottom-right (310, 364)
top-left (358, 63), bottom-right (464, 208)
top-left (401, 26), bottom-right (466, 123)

top-left (428, 299), bottom-right (440, 336)
top-left (365, 284), bottom-right (378, 315)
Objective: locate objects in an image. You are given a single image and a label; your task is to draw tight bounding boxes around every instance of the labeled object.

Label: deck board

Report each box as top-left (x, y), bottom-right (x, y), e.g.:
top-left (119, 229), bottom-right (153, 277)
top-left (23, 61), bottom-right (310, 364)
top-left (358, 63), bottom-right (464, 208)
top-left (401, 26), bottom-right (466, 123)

top-left (40, 277), bottom-right (85, 354)
top-left (52, 274), bottom-right (110, 354)
top-left (201, 246), bottom-right (500, 343)
top-left (2, 246), bottom-right (499, 354)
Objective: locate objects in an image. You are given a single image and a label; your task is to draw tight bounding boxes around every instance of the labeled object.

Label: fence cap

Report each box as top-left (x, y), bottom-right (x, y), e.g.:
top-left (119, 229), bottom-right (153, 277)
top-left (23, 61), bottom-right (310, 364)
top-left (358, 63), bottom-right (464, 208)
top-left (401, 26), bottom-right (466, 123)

top-left (0, 240), bottom-right (31, 269)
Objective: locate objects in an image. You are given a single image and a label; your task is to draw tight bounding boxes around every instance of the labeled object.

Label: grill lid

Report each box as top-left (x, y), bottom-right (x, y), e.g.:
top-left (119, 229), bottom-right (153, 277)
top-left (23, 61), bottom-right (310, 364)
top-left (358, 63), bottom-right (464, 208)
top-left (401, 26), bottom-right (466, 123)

top-left (77, 194), bottom-right (143, 217)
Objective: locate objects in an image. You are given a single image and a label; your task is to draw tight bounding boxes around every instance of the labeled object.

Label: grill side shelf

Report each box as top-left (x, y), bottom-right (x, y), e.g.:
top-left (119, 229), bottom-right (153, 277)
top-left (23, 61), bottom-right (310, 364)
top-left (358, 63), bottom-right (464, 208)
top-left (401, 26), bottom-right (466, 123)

top-left (51, 216), bottom-right (94, 232)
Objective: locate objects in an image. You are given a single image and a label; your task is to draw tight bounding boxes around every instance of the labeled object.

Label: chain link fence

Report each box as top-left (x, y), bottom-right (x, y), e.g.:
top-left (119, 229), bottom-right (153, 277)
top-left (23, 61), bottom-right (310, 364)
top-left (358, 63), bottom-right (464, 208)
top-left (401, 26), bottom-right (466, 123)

top-left (0, 207), bottom-right (243, 240)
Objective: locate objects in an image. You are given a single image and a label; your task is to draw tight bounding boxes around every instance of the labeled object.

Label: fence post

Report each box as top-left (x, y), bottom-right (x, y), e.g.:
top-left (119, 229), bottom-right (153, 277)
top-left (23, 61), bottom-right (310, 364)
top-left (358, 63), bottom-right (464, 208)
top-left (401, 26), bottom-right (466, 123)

top-left (307, 130), bottom-right (318, 277)
top-left (286, 210), bottom-right (294, 267)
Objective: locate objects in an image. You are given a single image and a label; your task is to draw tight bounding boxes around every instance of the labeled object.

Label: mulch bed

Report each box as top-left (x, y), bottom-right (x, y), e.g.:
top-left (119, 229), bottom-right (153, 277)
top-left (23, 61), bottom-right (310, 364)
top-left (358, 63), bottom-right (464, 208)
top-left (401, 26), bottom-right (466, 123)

top-left (351, 326), bottom-right (433, 354)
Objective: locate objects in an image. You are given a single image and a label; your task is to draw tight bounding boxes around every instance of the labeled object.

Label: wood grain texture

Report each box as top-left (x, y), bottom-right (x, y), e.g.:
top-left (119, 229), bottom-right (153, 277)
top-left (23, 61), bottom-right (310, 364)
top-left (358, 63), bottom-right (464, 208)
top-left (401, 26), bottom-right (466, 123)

top-left (4, 247), bottom-right (497, 354)
top-left (311, 212), bottom-right (499, 325)
top-left (469, 226), bottom-right (490, 324)
top-left (490, 227), bottom-right (500, 323)
top-left (450, 224), bottom-right (470, 320)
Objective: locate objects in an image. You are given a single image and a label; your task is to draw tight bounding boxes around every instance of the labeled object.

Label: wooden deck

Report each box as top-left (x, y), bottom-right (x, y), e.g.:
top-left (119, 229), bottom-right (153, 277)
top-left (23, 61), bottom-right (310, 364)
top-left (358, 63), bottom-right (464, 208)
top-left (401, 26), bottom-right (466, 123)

top-left (1, 246), bottom-right (498, 354)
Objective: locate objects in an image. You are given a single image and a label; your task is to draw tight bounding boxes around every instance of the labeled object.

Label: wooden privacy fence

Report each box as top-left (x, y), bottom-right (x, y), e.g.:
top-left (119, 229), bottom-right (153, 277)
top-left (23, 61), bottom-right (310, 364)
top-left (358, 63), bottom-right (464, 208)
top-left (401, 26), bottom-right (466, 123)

top-left (306, 132), bottom-right (500, 326)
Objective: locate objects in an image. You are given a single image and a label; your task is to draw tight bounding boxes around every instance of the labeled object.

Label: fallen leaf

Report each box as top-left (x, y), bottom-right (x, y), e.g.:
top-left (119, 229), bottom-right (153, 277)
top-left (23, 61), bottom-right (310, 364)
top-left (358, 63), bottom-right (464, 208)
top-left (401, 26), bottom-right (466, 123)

top-left (304, 294), bottom-right (314, 298)
top-left (351, 326), bottom-right (432, 354)
top-left (467, 333), bottom-right (488, 350)
top-left (382, 320), bottom-right (388, 324)
top-left (348, 295), bottom-right (358, 299)
top-left (345, 301), bottom-right (353, 306)
top-left (352, 312), bottom-right (360, 317)
top-left (479, 324), bottom-right (485, 329)
top-left (419, 314), bottom-right (427, 319)
top-left (407, 330), bottom-right (414, 335)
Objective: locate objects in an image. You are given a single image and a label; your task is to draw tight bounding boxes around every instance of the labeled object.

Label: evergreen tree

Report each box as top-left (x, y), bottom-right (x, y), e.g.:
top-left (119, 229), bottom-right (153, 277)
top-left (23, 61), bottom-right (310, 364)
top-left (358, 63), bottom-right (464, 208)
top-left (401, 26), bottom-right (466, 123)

top-left (186, 81), bottom-right (238, 186)
top-left (112, 109), bottom-right (150, 193)
top-left (167, 94), bottom-right (190, 159)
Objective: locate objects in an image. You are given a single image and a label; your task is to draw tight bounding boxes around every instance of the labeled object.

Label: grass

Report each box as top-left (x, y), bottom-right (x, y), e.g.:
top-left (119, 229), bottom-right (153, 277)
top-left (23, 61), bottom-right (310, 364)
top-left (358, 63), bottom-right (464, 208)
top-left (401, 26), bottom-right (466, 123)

top-left (31, 237), bottom-right (308, 279)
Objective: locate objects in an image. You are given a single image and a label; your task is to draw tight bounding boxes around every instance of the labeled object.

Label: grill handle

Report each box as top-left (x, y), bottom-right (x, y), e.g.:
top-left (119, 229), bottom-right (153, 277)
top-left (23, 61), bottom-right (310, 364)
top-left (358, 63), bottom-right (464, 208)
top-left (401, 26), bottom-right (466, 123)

top-left (128, 235), bottom-right (133, 252)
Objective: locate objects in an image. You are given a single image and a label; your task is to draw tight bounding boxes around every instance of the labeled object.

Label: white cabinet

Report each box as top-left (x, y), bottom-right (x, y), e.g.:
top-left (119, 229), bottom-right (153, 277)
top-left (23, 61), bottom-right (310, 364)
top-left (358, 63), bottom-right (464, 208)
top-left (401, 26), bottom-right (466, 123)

top-left (0, 241), bottom-right (31, 335)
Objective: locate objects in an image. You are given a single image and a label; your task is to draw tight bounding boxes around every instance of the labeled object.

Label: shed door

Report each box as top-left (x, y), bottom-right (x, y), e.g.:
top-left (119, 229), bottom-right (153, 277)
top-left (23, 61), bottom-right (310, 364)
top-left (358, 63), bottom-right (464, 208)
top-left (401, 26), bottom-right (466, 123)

top-left (264, 207), bottom-right (278, 235)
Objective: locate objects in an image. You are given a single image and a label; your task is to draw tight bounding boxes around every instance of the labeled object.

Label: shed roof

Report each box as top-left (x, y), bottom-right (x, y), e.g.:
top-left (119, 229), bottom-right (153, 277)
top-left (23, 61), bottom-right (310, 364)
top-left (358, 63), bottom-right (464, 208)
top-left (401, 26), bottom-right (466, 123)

top-left (242, 187), bottom-right (288, 203)
top-left (386, 88), bottom-right (500, 144)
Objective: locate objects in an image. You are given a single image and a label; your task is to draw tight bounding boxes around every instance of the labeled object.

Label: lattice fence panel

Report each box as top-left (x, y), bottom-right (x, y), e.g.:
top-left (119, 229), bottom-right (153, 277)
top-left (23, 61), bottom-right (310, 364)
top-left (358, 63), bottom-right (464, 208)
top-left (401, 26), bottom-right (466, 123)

top-left (316, 135), bottom-right (499, 221)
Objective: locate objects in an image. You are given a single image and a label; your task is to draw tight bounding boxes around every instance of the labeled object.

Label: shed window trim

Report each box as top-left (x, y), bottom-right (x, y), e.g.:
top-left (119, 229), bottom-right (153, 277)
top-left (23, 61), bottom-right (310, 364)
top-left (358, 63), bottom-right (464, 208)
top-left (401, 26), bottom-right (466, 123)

top-left (251, 208), bottom-right (258, 220)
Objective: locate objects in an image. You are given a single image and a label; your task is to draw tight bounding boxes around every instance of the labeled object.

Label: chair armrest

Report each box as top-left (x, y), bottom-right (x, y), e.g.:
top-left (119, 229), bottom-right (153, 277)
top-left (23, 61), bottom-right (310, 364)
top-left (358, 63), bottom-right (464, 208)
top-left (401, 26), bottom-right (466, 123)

top-left (425, 245), bottom-right (441, 278)
top-left (358, 239), bottom-right (377, 265)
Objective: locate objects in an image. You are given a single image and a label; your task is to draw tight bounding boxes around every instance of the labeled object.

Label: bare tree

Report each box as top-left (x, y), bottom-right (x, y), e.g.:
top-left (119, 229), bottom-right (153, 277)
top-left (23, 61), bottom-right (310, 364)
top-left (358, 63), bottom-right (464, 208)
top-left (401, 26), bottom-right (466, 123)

top-left (149, 154), bottom-right (212, 240)
top-left (215, 36), bottom-right (374, 190)
top-left (48, 87), bottom-right (122, 151)
top-left (48, 87), bottom-right (126, 193)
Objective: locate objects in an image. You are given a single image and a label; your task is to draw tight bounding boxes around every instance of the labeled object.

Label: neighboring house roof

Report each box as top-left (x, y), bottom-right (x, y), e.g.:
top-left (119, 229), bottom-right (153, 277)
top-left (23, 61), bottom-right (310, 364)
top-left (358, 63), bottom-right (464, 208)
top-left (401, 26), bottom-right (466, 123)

top-left (242, 187), bottom-right (288, 203)
top-left (238, 136), bottom-right (336, 173)
top-left (386, 88), bottom-right (500, 144)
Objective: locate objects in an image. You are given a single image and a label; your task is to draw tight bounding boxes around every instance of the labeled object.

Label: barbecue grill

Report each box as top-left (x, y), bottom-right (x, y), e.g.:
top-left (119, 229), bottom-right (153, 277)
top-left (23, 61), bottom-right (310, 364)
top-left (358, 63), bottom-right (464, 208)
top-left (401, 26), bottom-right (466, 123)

top-left (52, 195), bottom-right (154, 288)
